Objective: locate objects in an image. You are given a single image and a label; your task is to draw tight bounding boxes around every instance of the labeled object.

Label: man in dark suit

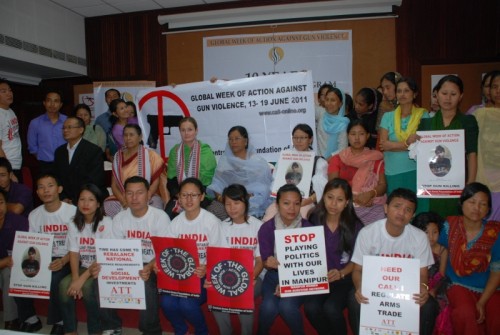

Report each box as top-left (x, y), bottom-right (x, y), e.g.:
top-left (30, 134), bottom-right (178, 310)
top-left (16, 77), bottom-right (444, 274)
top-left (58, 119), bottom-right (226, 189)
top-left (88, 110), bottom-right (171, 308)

top-left (54, 116), bottom-right (109, 204)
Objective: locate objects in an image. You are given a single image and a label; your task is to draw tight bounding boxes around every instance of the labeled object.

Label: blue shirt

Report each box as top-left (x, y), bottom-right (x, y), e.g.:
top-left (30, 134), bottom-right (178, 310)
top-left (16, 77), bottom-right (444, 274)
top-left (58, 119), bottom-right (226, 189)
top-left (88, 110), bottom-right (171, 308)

top-left (94, 110), bottom-right (113, 134)
top-left (27, 113), bottom-right (67, 162)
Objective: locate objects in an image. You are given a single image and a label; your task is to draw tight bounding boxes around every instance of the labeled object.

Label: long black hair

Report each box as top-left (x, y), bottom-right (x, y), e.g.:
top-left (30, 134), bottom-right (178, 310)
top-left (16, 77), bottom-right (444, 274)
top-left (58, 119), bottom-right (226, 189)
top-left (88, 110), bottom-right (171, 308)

top-left (222, 184), bottom-right (250, 223)
top-left (73, 184), bottom-right (106, 233)
top-left (311, 178), bottom-right (360, 255)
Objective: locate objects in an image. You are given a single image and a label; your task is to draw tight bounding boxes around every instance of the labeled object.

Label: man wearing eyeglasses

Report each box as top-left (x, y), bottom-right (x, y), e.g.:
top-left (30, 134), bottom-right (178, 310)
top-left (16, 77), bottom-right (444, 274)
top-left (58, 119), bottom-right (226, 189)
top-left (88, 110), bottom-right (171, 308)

top-left (53, 116), bottom-right (108, 204)
top-left (27, 91), bottom-right (67, 174)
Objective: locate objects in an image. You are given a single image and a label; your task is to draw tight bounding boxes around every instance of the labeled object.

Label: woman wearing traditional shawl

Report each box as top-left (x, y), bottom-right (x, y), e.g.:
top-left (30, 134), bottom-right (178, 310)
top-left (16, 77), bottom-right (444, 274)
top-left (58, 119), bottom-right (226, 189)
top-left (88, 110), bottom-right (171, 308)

top-left (165, 117), bottom-right (217, 219)
top-left (316, 87), bottom-right (350, 159)
top-left (379, 76), bottom-right (428, 195)
top-left (328, 119), bottom-right (387, 225)
top-left (438, 183), bottom-right (500, 335)
top-left (207, 126), bottom-right (272, 218)
top-left (104, 124), bottom-right (166, 217)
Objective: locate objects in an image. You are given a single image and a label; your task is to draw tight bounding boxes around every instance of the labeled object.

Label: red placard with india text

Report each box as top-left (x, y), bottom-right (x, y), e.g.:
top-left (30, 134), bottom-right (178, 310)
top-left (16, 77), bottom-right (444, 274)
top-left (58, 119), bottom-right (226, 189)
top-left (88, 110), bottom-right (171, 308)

top-left (151, 237), bottom-right (200, 297)
top-left (207, 247), bottom-right (254, 313)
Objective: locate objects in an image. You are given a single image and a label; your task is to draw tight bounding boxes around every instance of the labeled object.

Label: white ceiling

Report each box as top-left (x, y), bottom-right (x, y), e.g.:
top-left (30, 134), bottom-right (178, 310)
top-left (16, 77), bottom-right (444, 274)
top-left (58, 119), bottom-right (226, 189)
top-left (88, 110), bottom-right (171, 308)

top-left (48, 0), bottom-right (241, 17)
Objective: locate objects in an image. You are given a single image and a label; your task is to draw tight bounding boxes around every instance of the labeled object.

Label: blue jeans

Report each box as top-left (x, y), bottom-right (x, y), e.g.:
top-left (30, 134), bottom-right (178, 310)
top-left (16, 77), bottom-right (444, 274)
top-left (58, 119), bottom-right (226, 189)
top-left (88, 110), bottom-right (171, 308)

top-left (160, 279), bottom-right (208, 335)
top-left (99, 267), bottom-right (161, 335)
top-left (59, 269), bottom-right (100, 334)
top-left (15, 260), bottom-right (70, 324)
top-left (304, 276), bottom-right (352, 335)
top-left (257, 270), bottom-right (305, 335)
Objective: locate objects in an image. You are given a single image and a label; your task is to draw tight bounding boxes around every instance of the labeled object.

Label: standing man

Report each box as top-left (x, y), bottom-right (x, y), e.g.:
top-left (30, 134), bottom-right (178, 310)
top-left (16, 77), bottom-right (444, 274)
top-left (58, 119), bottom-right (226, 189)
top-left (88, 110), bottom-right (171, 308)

top-left (93, 176), bottom-right (169, 335)
top-left (0, 79), bottom-right (22, 181)
top-left (53, 116), bottom-right (108, 204)
top-left (95, 88), bottom-right (120, 135)
top-left (27, 91), bottom-right (67, 174)
top-left (347, 188), bottom-right (439, 335)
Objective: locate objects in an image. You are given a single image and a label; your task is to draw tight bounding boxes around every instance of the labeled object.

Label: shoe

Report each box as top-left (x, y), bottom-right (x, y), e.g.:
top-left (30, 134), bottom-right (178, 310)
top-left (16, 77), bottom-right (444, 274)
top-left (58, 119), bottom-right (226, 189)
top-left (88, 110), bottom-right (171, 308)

top-left (102, 328), bottom-right (122, 335)
top-left (50, 324), bottom-right (65, 335)
top-left (4, 319), bottom-right (20, 330)
top-left (20, 319), bottom-right (42, 333)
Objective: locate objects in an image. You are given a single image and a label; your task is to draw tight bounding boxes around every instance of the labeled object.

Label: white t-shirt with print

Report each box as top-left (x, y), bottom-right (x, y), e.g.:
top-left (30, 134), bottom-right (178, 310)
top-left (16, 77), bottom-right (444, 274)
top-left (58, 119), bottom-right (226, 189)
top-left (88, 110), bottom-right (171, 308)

top-left (351, 218), bottom-right (434, 268)
top-left (29, 202), bottom-right (77, 257)
top-left (168, 208), bottom-right (222, 265)
top-left (0, 107), bottom-right (22, 169)
top-left (67, 216), bottom-right (113, 268)
top-left (112, 206), bottom-right (170, 263)
top-left (221, 216), bottom-right (262, 259)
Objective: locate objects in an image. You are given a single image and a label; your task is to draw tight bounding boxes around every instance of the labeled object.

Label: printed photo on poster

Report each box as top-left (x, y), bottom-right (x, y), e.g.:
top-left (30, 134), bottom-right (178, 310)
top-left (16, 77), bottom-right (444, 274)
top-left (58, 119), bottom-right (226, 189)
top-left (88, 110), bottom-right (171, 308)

top-left (415, 129), bottom-right (465, 198)
top-left (9, 232), bottom-right (53, 299)
top-left (271, 150), bottom-right (315, 197)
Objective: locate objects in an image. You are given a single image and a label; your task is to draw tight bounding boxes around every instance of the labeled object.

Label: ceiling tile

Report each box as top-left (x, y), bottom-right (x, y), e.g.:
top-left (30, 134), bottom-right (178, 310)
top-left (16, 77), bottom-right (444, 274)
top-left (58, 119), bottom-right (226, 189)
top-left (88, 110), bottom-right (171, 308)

top-left (154, 0), bottom-right (205, 8)
top-left (111, 0), bottom-right (162, 12)
top-left (71, 4), bottom-right (122, 17)
top-left (50, 0), bottom-right (103, 9)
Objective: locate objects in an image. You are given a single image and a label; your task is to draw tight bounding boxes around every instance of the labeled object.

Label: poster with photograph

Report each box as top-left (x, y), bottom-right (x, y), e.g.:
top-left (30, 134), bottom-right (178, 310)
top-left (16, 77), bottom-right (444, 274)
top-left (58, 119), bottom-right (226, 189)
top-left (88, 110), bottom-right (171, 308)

top-left (95, 239), bottom-right (145, 310)
top-left (275, 226), bottom-right (328, 297)
top-left (416, 130), bottom-right (465, 198)
top-left (271, 150), bottom-right (315, 198)
top-left (360, 256), bottom-right (420, 335)
top-left (151, 237), bottom-right (201, 297)
top-left (9, 232), bottom-right (53, 299)
top-left (206, 247), bottom-right (254, 313)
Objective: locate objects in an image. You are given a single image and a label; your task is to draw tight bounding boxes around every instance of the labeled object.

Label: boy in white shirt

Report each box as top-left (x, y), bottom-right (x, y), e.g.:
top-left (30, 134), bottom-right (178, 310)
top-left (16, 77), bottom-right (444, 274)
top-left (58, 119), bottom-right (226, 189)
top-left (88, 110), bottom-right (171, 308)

top-left (16, 173), bottom-right (76, 334)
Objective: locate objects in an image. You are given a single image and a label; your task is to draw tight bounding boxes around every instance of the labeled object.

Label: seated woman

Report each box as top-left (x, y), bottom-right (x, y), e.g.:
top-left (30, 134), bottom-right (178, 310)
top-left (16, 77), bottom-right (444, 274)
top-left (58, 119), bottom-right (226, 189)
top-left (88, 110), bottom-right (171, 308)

top-left (207, 126), bottom-right (272, 219)
top-left (105, 124), bottom-right (167, 217)
top-left (305, 178), bottom-right (363, 335)
top-left (165, 117), bottom-right (219, 219)
top-left (59, 184), bottom-right (112, 335)
top-left (74, 104), bottom-right (106, 152)
top-left (262, 124), bottom-right (328, 221)
top-left (438, 182), bottom-right (500, 335)
top-left (206, 184), bottom-right (263, 335)
top-left (258, 184), bottom-right (312, 335)
top-left (328, 119), bottom-right (387, 225)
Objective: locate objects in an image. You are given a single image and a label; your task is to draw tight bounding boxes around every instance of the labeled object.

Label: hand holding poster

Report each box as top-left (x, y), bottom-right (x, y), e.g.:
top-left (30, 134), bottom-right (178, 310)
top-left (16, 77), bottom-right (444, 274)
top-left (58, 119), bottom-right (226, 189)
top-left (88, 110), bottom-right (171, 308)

top-left (151, 236), bottom-right (200, 297)
top-left (9, 232), bottom-right (53, 299)
top-left (95, 239), bottom-right (145, 310)
top-left (206, 247), bottom-right (254, 313)
top-left (360, 256), bottom-right (420, 335)
top-left (416, 129), bottom-right (465, 198)
top-left (271, 150), bottom-right (315, 198)
top-left (274, 226), bottom-right (328, 297)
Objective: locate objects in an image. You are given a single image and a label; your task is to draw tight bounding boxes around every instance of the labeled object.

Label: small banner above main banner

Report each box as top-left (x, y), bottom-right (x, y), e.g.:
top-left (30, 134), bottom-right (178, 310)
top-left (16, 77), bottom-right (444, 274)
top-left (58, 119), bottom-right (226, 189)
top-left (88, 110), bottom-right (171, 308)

top-left (203, 30), bottom-right (353, 96)
top-left (416, 129), bottom-right (465, 198)
top-left (136, 71), bottom-right (316, 162)
top-left (9, 232), bottom-right (54, 299)
top-left (151, 237), bottom-right (201, 298)
top-left (206, 247), bottom-right (254, 314)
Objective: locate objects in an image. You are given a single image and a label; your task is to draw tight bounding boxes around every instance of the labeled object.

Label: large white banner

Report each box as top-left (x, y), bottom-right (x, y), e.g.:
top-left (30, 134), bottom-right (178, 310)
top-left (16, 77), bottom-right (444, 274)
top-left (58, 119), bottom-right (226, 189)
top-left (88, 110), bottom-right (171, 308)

top-left (136, 72), bottom-right (315, 162)
top-left (203, 31), bottom-right (353, 95)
